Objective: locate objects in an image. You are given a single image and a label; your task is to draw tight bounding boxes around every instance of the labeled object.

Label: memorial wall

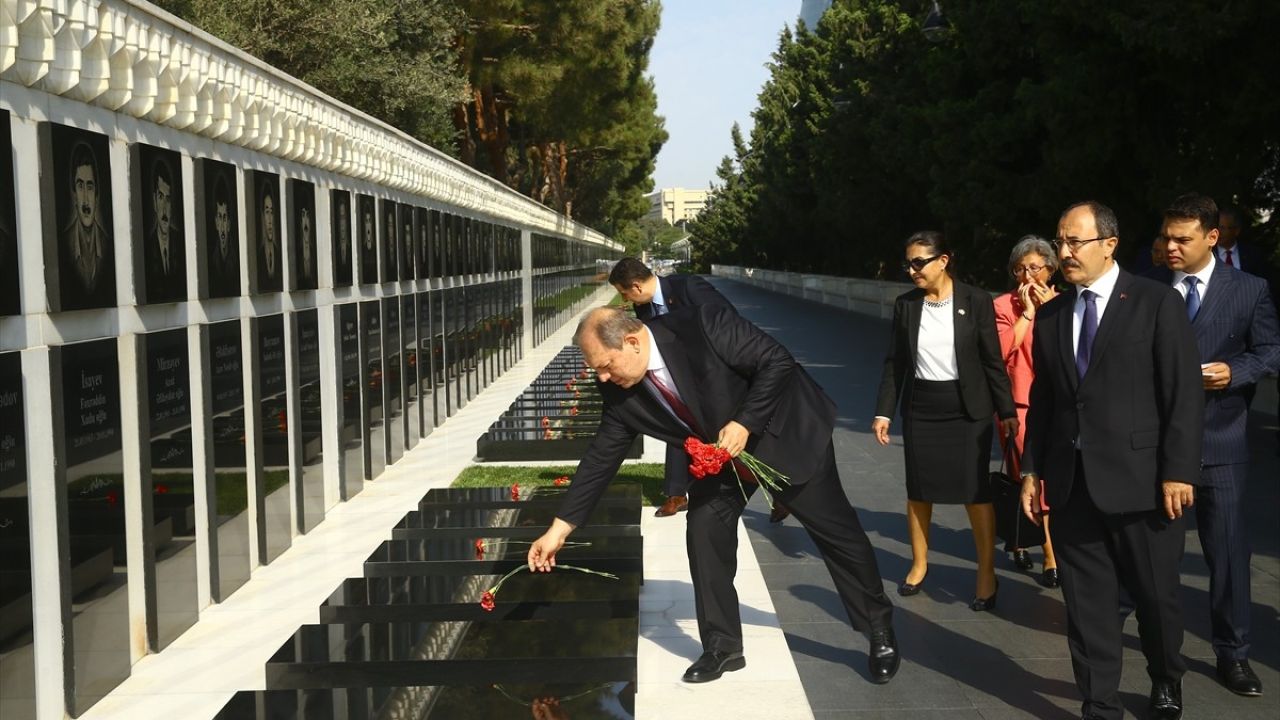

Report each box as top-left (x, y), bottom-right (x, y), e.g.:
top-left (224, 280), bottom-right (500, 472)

top-left (0, 2), bottom-right (621, 717)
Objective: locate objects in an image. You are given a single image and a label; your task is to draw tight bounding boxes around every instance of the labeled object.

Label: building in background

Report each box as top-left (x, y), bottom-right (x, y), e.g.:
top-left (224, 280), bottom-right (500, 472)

top-left (644, 187), bottom-right (709, 227)
top-left (799, 0), bottom-right (833, 30)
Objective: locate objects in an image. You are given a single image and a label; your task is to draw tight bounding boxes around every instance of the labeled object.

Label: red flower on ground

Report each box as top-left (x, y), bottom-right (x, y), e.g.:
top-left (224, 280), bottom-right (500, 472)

top-left (570, 407), bottom-right (579, 416)
top-left (474, 538), bottom-right (487, 553)
top-left (554, 476), bottom-right (570, 486)
top-left (480, 591), bottom-right (496, 612)
top-left (510, 483), bottom-right (520, 501)
top-left (541, 416), bottom-right (550, 428)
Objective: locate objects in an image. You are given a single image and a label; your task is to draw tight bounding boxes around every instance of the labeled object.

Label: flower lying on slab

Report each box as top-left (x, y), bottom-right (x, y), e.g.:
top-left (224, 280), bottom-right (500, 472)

top-left (479, 564), bottom-right (619, 611)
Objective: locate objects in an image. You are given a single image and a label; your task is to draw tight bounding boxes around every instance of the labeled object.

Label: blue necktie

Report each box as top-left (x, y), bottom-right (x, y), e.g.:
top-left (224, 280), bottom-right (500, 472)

top-left (1075, 289), bottom-right (1097, 379)
top-left (1183, 276), bottom-right (1201, 321)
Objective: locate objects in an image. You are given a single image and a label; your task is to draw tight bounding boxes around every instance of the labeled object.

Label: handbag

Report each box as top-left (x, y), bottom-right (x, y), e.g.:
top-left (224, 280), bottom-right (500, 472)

top-left (990, 434), bottom-right (1046, 549)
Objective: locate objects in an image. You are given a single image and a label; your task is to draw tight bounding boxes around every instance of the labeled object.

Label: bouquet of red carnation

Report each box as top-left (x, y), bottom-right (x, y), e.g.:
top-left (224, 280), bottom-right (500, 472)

top-left (684, 437), bottom-right (790, 505)
top-left (479, 564), bottom-right (618, 611)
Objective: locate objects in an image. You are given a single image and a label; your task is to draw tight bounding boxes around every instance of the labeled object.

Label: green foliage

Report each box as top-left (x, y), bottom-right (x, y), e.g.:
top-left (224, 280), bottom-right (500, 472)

top-left (693, 0), bottom-right (1280, 286)
top-left (454, 0), bottom-right (668, 234)
top-left (612, 216), bottom-right (687, 257)
top-left (452, 462), bottom-right (666, 506)
top-left (154, 0), bottom-right (469, 150)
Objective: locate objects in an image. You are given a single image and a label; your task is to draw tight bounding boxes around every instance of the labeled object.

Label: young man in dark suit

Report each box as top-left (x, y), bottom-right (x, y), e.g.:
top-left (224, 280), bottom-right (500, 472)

top-left (528, 306), bottom-right (898, 685)
top-left (1147, 193), bottom-right (1280, 698)
top-left (608, 257), bottom-right (751, 518)
top-left (1020, 201), bottom-right (1204, 720)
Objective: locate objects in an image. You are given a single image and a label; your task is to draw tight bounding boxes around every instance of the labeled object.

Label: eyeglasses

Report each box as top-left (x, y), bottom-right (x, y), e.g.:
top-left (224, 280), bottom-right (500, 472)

top-left (1052, 237), bottom-right (1109, 253)
top-left (902, 255), bottom-right (942, 273)
top-left (1013, 264), bottom-right (1047, 276)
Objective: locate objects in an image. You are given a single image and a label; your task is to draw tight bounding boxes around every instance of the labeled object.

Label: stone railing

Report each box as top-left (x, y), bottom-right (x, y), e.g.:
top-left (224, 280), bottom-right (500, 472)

top-left (0, 0), bottom-right (617, 248)
top-left (712, 265), bottom-right (912, 319)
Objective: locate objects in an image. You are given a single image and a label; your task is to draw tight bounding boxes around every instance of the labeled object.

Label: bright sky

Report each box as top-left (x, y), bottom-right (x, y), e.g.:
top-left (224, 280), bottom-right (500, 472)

top-left (649, 1), bottom-right (799, 192)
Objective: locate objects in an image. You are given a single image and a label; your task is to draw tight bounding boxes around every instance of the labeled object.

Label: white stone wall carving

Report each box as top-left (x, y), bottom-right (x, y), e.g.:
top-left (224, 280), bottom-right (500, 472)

top-left (0, 0), bottom-right (619, 249)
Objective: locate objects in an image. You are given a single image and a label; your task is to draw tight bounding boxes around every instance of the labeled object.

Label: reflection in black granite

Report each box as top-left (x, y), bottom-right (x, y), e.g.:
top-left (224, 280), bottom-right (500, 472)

top-left (56, 339), bottom-right (129, 715)
top-left (360, 302), bottom-right (385, 480)
top-left (257, 314), bottom-right (291, 563)
top-left (0, 351), bottom-right (34, 718)
top-left (338, 305), bottom-right (363, 499)
top-left (207, 320), bottom-right (250, 600)
top-left (383, 299), bottom-right (404, 465)
top-left (142, 329), bottom-right (198, 651)
top-left (295, 310), bottom-right (324, 533)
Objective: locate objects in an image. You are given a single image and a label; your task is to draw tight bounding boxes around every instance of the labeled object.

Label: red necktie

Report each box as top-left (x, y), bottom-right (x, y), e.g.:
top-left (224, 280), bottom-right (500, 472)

top-left (1224, 249), bottom-right (1234, 267)
top-left (646, 370), bottom-right (702, 434)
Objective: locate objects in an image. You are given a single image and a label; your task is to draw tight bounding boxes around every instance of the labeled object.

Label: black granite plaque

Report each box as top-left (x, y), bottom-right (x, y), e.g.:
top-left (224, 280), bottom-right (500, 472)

top-left (415, 206), bottom-right (430, 280)
top-left (207, 320), bottom-right (250, 600)
top-left (142, 329), bottom-right (198, 651)
top-left (383, 299), bottom-right (404, 464)
top-left (338, 304), bottom-right (363, 499)
top-left (0, 352), bottom-right (34, 718)
top-left (0, 112), bottom-right (20, 316)
top-left (360, 301), bottom-right (385, 480)
top-left (398, 203), bottom-right (414, 282)
top-left (56, 339), bottom-right (129, 714)
top-left (294, 310), bottom-right (324, 532)
top-left (132, 144), bottom-right (186, 305)
top-left (417, 292), bottom-right (438, 435)
top-left (288, 179), bottom-right (318, 291)
top-left (256, 314), bottom-right (290, 563)
top-left (42, 123), bottom-right (116, 311)
top-left (246, 170), bottom-right (282, 293)
top-left (400, 295), bottom-right (420, 445)
top-left (380, 199), bottom-right (397, 284)
top-left (330, 189), bottom-right (353, 288)
top-left (357, 194), bottom-right (377, 285)
top-left (197, 158), bottom-right (241, 299)
top-left (430, 210), bottom-right (445, 281)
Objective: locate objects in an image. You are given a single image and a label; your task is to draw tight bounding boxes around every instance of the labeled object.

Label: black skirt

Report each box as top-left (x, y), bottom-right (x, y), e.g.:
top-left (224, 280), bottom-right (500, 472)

top-left (902, 379), bottom-right (993, 504)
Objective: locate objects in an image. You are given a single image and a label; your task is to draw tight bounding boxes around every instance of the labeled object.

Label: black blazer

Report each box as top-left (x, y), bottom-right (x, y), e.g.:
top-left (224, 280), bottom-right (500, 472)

top-left (1023, 268), bottom-right (1204, 514)
top-left (1145, 263), bottom-right (1280, 466)
top-left (633, 274), bottom-right (729, 320)
top-left (875, 281), bottom-right (1016, 422)
top-left (557, 304), bottom-right (838, 527)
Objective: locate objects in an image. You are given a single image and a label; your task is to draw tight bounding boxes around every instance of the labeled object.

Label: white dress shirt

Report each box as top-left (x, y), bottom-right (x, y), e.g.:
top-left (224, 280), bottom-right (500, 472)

top-left (915, 301), bottom-right (959, 381)
top-left (1072, 261), bottom-right (1121, 355)
top-left (651, 277), bottom-right (668, 315)
top-left (1172, 253), bottom-right (1216, 301)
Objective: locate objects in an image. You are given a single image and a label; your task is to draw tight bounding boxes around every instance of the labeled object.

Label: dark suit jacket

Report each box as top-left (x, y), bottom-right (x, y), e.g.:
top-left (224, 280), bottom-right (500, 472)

top-left (633, 274), bottom-right (729, 320)
top-left (1023, 268), bottom-right (1204, 514)
top-left (557, 304), bottom-right (837, 527)
top-left (144, 227), bottom-right (186, 303)
top-left (875, 281), bottom-right (1016, 422)
top-left (1144, 263), bottom-right (1280, 466)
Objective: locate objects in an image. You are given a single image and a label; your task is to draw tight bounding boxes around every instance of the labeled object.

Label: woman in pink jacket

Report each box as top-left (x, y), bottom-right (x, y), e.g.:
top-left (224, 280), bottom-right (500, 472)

top-left (993, 236), bottom-right (1059, 587)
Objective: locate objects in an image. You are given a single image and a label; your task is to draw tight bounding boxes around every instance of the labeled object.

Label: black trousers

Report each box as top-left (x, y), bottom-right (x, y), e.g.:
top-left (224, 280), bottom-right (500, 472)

top-left (1196, 463), bottom-right (1252, 661)
top-left (1054, 463), bottom-right (1186, 720)
top-left (685, 441), bottom-right (893, 653)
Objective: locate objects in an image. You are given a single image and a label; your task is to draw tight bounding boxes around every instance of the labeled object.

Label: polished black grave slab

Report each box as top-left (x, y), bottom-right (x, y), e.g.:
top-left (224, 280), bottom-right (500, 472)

top-left (214, 480), bottom-right (642, 719)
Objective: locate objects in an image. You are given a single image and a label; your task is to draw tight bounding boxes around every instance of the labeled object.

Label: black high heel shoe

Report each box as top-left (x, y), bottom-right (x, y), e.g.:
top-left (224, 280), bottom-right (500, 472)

top-left (970, 579), bottom-right (999, 612)
top-left (1012, 548), bottom-right (1033, 571)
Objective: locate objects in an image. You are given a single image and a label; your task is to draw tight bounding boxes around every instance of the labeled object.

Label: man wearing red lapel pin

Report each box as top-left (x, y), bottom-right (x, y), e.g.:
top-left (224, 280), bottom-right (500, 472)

top-left (1020, 201), bottom-right (1203, 720)
top-left (529, 305), bottom-right (897, 685)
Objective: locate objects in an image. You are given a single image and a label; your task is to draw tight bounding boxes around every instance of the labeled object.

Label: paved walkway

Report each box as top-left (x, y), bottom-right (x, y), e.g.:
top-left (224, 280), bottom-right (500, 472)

top-left (709, 277), bottom-right (1280, 720)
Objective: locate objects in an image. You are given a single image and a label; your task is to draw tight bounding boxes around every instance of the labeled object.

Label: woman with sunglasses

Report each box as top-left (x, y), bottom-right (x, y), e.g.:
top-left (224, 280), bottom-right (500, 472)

top-left (993, 236), bottom-right (1059, 587)
top-left (873, 231), bottom-right (1018, 611)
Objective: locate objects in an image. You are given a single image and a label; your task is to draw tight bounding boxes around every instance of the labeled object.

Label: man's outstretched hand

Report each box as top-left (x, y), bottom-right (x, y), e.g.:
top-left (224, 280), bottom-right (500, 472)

top-left (527, 518), bottom-right (576, 573)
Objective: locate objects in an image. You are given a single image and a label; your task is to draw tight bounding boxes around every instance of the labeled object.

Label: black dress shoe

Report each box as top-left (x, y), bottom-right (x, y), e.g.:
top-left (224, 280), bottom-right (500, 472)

top-left (1217, 658), bottom-right (1263, 697)
top-left (1148, 680), bottom-right (1183, 720)
top-left (1040, 567), bottom-right (1060, 588)
top-left (867, 628), bottom-right (900, 684)
top-left (970, 579), bottom-right (998, 612)
top-left (1012, 548), bottom-right (1033, 570)
top-left (681, 650), bottom-right (745, 683)
top-left (897, 578), bottom-right (924, 596)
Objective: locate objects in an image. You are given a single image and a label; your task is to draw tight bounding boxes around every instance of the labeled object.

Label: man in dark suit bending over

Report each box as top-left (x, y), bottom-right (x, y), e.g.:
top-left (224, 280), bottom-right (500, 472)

top-left (609, 257), bottom-right (738, 518)
top-left (1021, 201), bottom-right (1204, 720)
top-left (1148, 193), bottom-right (1280, 698)
top-left (528, 306), bottom-right (898, 684)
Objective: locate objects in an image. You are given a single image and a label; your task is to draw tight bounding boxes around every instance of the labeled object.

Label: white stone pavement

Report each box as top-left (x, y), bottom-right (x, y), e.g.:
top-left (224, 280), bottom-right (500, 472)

top-left (79, 286), bottom-right (812, 720)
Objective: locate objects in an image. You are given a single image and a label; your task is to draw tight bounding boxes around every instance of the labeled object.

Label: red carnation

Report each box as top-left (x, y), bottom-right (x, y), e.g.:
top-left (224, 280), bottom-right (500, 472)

top-left (554, 476), bottom-right (570, 486)
top-left (154, 484), bottom-right (169, 495)
top-left (474, 538), bottom-right (486, 553)
top-left (480, 591), bottom-right (496, 612)
top-left (510, 483), bottom-right (520, 501)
